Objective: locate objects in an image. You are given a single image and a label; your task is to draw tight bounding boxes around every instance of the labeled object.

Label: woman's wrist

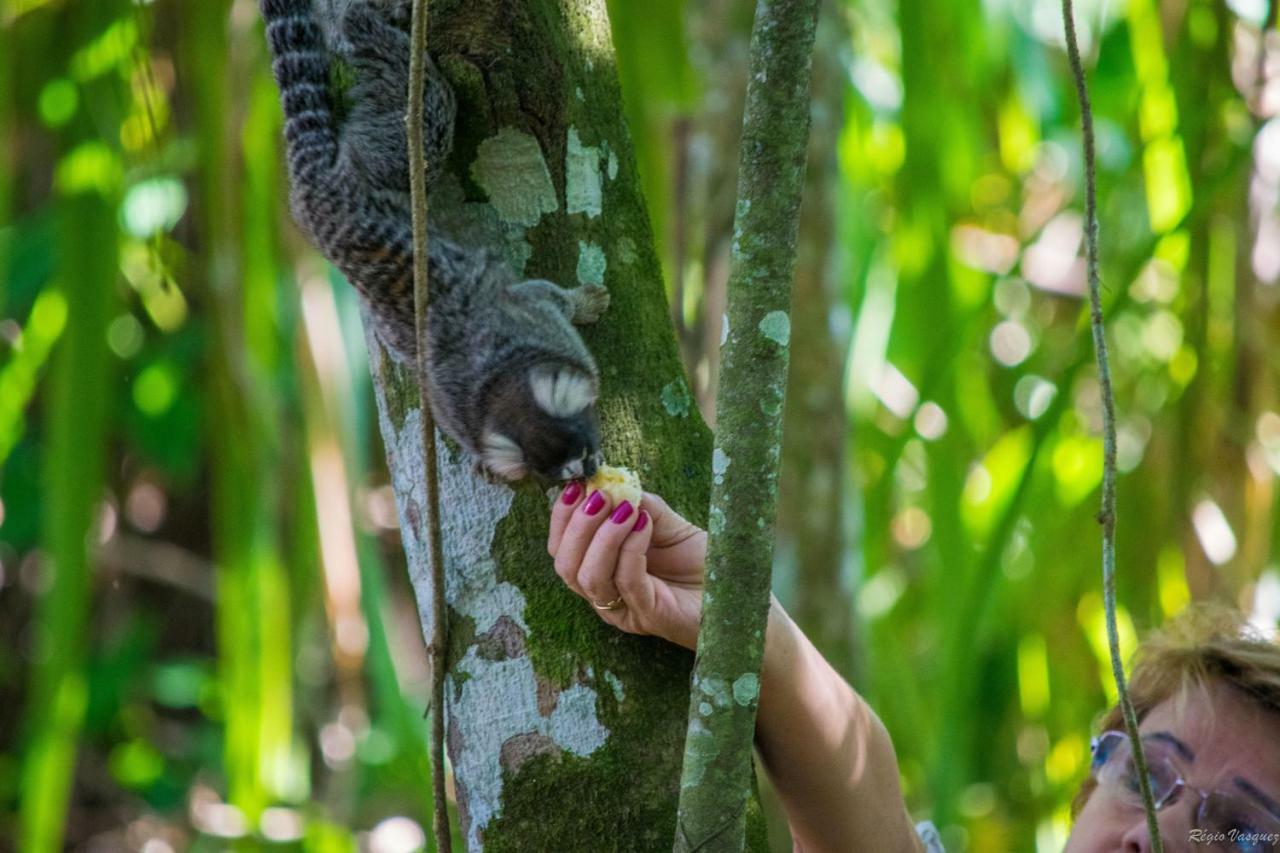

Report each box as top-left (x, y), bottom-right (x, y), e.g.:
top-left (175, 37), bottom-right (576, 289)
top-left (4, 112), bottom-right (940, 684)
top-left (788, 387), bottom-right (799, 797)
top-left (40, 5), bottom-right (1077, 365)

top-left (659, 600), bottom-right (700, 651)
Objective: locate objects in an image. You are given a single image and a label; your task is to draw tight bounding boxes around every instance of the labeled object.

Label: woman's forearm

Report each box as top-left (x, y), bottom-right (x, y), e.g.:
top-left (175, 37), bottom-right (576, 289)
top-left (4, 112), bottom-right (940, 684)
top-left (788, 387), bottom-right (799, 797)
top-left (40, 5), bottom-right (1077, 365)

top-left (756, 598), bottom-right (923, 853)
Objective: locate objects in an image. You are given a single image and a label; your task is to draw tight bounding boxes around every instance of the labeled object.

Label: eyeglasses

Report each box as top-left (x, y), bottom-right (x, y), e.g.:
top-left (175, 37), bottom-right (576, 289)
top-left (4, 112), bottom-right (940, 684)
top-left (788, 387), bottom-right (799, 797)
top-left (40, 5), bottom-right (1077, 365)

top-left (1090, 731), bottom-right (1280, 852)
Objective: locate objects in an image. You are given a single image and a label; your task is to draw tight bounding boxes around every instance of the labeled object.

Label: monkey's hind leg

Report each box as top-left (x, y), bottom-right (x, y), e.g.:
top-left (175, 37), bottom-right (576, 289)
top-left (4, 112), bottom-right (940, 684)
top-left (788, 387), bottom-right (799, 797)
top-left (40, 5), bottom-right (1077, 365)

top-left (343, 1), bottom-right (409, 107)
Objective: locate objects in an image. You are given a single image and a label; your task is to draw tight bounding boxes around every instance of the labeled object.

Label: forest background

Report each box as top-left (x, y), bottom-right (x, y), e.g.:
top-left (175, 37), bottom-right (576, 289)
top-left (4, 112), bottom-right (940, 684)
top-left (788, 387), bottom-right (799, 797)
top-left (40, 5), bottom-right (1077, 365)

top-left (0, 0), bottom-right (1278, 850)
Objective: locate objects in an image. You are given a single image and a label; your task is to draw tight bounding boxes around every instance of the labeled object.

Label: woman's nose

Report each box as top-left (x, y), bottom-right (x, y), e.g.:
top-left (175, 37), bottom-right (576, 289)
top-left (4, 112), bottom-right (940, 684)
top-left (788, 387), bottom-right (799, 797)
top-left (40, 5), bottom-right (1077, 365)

top-left (1120, 798), bottom-right (1195, 853)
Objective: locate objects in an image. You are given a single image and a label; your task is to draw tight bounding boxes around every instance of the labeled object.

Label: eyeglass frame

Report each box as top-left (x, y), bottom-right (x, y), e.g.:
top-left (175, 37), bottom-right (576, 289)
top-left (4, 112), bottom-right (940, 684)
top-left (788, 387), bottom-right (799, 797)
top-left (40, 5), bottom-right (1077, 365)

top-left (1088, 729), bottom-right (1280, 847)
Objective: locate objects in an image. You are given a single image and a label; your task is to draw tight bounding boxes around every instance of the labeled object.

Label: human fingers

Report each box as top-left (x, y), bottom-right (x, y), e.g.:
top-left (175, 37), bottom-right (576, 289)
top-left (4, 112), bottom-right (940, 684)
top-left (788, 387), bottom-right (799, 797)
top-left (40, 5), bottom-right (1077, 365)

top-left (551, 488), bottom-right (613, 593)
top-left (577, 500), bottom-right (645, 606)
top-left (638, 492), bottom-right (701, 546)
top-left (547, 480), bottom-right (587, 557)
top-left (612, 510), bottom-right (657, 621)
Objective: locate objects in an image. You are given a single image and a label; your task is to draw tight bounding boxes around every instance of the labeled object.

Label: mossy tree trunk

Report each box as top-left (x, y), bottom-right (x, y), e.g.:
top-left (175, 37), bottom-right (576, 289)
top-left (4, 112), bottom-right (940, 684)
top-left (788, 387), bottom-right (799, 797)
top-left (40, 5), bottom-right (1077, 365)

top-left (315, 0), bottom-right (770, 848)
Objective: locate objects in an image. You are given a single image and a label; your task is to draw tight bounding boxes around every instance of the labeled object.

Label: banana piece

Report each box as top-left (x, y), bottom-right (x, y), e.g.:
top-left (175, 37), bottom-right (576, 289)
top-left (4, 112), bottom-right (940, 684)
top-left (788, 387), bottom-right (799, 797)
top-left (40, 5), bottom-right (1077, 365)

top-left (587, 464), bottom-right (642, 508)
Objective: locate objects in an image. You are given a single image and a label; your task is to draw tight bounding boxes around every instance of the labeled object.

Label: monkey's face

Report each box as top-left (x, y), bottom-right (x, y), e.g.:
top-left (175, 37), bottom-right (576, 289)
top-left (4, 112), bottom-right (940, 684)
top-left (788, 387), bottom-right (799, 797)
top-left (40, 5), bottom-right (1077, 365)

top-left (524, 407), bottom-right (602, 483)
top-left (479, 365), bottom-right (602, 484)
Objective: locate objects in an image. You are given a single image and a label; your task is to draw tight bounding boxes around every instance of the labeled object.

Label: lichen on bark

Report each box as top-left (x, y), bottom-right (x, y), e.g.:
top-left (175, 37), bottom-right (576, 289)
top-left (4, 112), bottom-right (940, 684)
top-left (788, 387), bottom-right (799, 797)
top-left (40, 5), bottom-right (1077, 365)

top-left (319, 0), bottom-right (771, 848)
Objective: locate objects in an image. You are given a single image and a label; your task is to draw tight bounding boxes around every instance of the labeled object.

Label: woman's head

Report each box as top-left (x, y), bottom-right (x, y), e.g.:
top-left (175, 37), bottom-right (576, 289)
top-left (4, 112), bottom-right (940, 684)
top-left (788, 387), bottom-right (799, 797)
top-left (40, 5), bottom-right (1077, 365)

top-left (1066, 603), bottom-right (1280, 852)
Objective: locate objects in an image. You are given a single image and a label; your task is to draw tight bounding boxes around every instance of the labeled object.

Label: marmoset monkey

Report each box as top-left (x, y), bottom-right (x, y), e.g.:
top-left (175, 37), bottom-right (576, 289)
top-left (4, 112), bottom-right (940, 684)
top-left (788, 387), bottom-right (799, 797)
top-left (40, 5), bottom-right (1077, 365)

top-left (260, 0), bottom-right (609, 483)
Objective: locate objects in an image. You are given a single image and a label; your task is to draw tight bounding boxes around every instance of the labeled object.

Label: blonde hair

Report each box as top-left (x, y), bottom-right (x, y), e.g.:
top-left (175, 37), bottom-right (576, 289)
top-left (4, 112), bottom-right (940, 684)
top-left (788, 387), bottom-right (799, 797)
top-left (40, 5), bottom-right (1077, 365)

top-left (1071, 602), bottom-right (1280, 816)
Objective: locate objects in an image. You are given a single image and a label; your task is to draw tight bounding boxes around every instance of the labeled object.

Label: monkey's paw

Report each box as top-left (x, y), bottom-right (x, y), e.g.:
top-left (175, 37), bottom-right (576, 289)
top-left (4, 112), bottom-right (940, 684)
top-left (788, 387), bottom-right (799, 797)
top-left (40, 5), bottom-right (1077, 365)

top-left (571, 284), bottom-right (610, 325)
top-left (473, 458), bottom-right (514, 486)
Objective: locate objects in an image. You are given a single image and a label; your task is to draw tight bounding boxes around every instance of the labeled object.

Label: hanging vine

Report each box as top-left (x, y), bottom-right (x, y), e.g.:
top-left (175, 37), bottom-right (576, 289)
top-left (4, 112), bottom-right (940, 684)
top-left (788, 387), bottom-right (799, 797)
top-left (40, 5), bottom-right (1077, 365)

top-left (1061, 2), bottom-right (1163, 850)
top-left (405, 0), bottom-right (451, 848)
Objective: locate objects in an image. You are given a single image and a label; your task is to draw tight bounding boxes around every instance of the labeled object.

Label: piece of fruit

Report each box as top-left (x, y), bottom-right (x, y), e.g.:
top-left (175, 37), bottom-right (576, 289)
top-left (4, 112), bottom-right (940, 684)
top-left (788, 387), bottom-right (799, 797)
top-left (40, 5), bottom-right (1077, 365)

top-left (588, 463), bottom-right (642, 507)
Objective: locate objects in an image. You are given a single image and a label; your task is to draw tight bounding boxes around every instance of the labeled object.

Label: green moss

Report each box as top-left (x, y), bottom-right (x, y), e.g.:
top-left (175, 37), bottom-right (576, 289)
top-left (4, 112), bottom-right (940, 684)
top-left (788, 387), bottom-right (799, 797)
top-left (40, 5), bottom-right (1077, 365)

top-left (492, 488), bottom-right (602, 687)
top-left (484, 750), bottom-right (678, 852)
top-left (447, 608), bottom-right (478, 670)
top-left (487, 756), bottom-right (770, 852)
top-left (615, 235), bottom-right (637, 265)
top-left (377, 352), bottom-right (419, 430)
top-left (438, 57), bottom-right (494, 201)
top-left (450, 669), bottom-right (473, 700)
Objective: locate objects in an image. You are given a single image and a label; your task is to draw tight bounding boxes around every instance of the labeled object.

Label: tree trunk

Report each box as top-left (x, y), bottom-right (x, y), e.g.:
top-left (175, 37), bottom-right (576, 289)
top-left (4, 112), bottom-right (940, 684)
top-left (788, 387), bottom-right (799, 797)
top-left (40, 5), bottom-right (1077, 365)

top-left (317, 0), bottom-right (771, 847)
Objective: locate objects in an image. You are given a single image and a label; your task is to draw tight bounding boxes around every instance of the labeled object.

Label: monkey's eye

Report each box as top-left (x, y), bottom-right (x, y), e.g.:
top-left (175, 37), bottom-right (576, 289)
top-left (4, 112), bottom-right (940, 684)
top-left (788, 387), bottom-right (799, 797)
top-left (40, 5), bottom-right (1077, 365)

top-left (581, 449), bottom-right (599, 479)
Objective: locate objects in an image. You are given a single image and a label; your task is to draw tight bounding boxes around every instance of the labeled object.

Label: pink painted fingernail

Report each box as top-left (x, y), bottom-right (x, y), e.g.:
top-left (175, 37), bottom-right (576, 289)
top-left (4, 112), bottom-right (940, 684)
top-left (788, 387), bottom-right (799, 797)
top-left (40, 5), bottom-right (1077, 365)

top-left (634, 511), bottom-right (649, 532)
top-left (583, 490), bottom-right (606, 516)
top-left (561, 481), bottom-right (583, 505)
top-left (610, 500), bottom-right (634, 524)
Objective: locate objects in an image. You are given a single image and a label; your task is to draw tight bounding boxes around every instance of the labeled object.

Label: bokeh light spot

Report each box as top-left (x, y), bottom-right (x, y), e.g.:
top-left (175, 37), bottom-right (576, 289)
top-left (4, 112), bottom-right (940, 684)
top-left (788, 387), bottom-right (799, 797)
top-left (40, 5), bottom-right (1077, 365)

top-left (132, 361), bottom-right (179, 416)
top-left (38, 79), bottom-right (78, 127)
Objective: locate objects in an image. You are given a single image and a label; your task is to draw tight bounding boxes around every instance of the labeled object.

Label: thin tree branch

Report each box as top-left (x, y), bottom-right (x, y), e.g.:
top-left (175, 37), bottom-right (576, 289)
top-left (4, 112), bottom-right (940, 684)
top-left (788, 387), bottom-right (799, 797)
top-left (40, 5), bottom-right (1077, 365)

top-left (672, 0), bottom-right (819, 848)
top-left (672, 117), bottom-right (691, 358)
top-left (406, 1), bottom-right (451, 849)
top-left (1061, 3), bottom-right (1163, 851)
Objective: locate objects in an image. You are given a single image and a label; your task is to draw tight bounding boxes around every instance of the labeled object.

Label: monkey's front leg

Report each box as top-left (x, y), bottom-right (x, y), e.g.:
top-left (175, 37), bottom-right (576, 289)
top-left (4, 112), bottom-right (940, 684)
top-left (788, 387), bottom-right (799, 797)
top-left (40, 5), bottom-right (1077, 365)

top-left (471, 459), bottom-right (510, 485)
top-left (566, 283), bottom-right (610, 325)
top-left (506, 279), bottom-right (610, 326)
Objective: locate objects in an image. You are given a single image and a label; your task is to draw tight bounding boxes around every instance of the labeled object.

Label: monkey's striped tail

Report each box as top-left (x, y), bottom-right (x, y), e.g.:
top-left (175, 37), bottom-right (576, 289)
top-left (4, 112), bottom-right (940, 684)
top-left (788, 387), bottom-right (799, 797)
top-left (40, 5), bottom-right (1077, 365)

top-left (260, 0), bottom-right (339, 181)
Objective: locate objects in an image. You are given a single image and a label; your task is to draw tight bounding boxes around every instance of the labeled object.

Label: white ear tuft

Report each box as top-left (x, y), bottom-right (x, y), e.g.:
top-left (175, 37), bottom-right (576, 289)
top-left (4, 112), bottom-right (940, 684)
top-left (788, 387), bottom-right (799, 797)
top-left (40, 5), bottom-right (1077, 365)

top-left (529, 366), bottom-right (596, 419)
top-left (480, 431), bottom-right (528, 481)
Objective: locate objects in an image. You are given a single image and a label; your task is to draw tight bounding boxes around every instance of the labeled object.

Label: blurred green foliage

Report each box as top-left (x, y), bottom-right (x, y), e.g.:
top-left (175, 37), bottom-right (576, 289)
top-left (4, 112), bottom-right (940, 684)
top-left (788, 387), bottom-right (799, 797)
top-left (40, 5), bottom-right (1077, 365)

top-left (0, 0), bottom-right (1277, 851)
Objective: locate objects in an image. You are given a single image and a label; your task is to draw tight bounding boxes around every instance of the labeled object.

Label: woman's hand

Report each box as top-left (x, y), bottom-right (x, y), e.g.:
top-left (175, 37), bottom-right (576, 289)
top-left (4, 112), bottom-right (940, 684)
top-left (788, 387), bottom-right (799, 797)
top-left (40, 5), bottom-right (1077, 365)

top-left (549, 484), bottom-right (921, 853)
top-left (547, 483), bottom-right (707, 650)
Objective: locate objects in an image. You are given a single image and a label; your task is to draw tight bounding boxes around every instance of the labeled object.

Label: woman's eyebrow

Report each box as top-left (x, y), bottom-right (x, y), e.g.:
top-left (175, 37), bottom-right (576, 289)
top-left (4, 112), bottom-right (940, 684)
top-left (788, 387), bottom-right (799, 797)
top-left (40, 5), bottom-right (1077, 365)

top-left (1147, 731), bottom-right (1195, 762)
top-left (1233, 778), bottom-right (1280, 821)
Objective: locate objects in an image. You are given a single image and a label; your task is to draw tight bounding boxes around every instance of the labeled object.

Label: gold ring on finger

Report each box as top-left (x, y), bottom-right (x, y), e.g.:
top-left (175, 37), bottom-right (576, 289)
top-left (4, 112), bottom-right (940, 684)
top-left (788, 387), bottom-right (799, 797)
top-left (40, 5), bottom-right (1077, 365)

top-left (592, 596), bottom-right (624, 611)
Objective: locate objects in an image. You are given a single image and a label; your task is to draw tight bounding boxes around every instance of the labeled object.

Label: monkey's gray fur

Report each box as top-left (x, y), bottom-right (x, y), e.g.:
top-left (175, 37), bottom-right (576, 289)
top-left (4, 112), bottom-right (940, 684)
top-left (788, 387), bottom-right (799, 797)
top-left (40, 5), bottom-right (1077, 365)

top-left (260, 0), bottom-right (609, 483)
